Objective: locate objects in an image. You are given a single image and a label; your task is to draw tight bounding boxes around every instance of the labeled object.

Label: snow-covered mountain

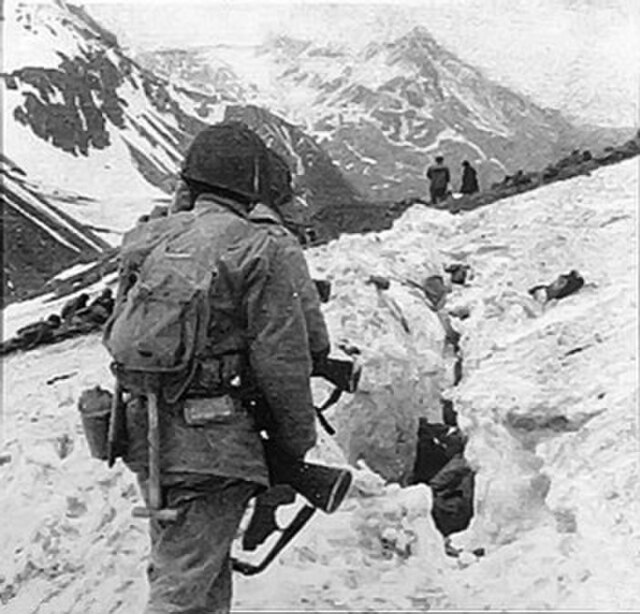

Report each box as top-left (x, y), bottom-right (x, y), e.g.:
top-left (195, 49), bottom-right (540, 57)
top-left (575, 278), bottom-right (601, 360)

top-left (137, 30), bottom-right (630, 201)
top-left (1, 0), bottom-right (362, 299)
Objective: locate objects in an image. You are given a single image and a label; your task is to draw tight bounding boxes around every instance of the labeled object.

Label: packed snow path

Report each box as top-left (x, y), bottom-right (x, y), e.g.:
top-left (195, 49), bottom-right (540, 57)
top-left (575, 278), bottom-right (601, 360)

top-left (1, 159), bottom-right (638, 611)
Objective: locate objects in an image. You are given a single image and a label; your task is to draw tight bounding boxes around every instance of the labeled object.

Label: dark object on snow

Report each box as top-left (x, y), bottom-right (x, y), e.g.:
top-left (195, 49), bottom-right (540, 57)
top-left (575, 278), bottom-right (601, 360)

top-left (411, 420), bottom-right (465, 484)
top-left (61, 293), bottom-right (89, 323)
top-left (441, 399), bottom-right (459, 427)
top-left (2, 314), bottom-right (62, 353)
top-left (411, 419), bottom-right (475, 538)
top-left (445, 263), bottom-right (470, 285)
top-left (46, 371), bottom-right (78, 385)
top-left (528, 270), bottom-right (585, 302)
top-left (366, 275), bottom-right (391, 290)
top-left (460, 161), bottom-right (479, 195)
top-left (73, 288), bottom-right (114, 325)
top-left (453, 353), bottom-right (463, 386)
top-left (430, 454), bottom-right (475, 537)
top-left (314, 279), bottom-right (332, 303)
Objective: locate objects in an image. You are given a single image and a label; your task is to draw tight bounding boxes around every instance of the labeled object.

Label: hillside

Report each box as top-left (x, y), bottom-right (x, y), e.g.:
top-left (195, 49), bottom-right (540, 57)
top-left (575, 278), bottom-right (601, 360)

top-left (138, 29), bottom-right (631, 202)
top-left (1, 153), bottom-right (637, 613)
top-left (1, 0), bottom-right (362, 297)
top-left (1, 154), bottom-right (110, 305)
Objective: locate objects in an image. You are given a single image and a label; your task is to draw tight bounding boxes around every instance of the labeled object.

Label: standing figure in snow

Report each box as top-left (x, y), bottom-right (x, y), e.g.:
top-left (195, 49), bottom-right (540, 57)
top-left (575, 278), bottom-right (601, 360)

top-left (460, 160), bottom-right (479, 195)
top-left (110, 122), bottom-right (322, 614)
top-left (426, 155), bottom-right (451, 205)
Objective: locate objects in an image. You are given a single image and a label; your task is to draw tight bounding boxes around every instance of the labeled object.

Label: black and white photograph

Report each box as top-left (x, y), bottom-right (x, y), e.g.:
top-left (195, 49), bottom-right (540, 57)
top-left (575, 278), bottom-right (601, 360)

top-left (1, 0), bottom-right (638, 611)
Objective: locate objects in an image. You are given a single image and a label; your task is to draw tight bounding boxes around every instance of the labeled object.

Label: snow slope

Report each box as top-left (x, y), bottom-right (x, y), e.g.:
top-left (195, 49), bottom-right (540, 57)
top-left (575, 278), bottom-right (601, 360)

top-left (1, 155), bottom-right (111, 304)
top-left (1, 158), bottom-right (637, 611)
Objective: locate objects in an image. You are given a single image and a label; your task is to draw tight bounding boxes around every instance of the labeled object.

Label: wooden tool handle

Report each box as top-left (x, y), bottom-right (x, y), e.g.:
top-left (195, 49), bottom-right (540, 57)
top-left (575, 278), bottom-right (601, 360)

top-left (147, 392), bottom-right (162, 510)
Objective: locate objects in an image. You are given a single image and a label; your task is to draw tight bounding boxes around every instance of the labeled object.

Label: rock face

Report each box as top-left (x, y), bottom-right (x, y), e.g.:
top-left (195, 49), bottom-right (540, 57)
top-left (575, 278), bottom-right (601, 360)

top-left (1, 0), bottom-right (365, 296)
top-left (1, 155), bottom-right (110, 304)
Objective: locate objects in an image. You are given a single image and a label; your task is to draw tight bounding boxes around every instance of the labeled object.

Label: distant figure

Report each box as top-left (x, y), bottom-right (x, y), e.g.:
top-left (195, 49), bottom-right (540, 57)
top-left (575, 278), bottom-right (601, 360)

top-left (426, 156), bottom-right (451, 205)
top-left (73, 288), bottom-right (114, 326)
top-left (14, 314), bottom-right (62, 350)
top-left (60, 293), bottom-right (89, 324)
top-left (460, 160), bottom-right (479, 195)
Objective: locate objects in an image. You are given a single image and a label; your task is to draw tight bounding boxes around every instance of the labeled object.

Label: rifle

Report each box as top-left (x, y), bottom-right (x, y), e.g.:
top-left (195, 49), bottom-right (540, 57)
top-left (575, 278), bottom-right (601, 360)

top-left (232, 357), bottom-right (360, 576)
top-left (312, 356), bottom-right (360, 394)
top-left (311, 356), bottom-right (361, 435)
top-left (232, 439), bottom-right (352, 576)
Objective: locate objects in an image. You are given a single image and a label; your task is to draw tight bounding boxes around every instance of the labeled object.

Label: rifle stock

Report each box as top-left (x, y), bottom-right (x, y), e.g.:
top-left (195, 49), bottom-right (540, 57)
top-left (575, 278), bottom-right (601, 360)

top-left (263, 439), bottom-right (352, 514)
top-left (312, 357), bottom-right (360, 393)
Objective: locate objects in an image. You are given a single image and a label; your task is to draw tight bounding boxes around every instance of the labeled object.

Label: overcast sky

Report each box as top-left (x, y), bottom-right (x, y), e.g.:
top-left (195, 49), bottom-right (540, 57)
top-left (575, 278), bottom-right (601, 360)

top-left (86, 0), bottom-right (639, 127)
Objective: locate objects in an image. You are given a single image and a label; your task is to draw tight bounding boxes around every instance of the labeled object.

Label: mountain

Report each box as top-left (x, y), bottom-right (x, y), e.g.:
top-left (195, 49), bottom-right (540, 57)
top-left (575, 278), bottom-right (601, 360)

top-left (1, 0), bottom-right (363, 300)
top-left (1, 154), bottom-right (110, 305)
top-left (137, 29), bottom-right (630, 202)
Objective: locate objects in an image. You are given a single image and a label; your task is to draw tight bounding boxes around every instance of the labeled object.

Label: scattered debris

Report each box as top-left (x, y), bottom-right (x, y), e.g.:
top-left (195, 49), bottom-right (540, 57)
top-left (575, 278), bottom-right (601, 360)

top-left (528, 270), bottom-right (585, 303)
top-left (366, 275), bottom-right (391, 290)
top-left (46, 371), bottom-right (78, 385)
top-left (445, 263), bottom-right (471, 285)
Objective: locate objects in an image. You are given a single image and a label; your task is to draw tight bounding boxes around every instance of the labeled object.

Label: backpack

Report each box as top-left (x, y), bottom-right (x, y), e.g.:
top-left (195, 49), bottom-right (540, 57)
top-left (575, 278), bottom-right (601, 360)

top-left (103, 211), bottom-right (216, 403)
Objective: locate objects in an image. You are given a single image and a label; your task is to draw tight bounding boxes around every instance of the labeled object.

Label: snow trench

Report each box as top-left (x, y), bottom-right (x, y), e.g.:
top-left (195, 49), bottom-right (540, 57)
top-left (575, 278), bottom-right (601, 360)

top-left (1, 159), bottom-right (638, 611)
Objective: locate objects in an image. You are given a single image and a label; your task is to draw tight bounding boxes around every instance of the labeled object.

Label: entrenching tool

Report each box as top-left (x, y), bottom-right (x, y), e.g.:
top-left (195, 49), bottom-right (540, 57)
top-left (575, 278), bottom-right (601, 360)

top-left (132, 391), bottom-right (179, 522)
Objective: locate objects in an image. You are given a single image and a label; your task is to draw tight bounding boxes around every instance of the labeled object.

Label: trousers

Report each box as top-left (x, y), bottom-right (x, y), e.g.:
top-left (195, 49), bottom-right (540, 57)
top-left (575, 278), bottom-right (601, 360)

top-left (139, 475), bottom-right (260, 614)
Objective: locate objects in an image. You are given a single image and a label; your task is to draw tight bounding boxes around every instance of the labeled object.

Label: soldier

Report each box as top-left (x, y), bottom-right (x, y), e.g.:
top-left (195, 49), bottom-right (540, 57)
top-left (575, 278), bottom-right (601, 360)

top-left (426, 155), bottom-right (451, 205)
top-left (118, 122), bottom-right (322, 614)
top-left (460, 160), bottom-right (479, 195)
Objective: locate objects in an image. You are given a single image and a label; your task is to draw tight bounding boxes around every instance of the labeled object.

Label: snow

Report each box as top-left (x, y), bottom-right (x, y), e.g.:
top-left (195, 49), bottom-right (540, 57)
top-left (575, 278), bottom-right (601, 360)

top-left (1, 159), bottom-right (638, 611)
top-left (51, 262), bottom-right (98, 282)
top-left (5, 173), bottom-right (107, 253)
top-left (2, 273), bottom-right (118, 341)
top-left (422, 126), bottom-right (487, 158)
top-left (4, 2), bottom-right (86, 72)
top-left (3, 86), bottom-right (165, 203)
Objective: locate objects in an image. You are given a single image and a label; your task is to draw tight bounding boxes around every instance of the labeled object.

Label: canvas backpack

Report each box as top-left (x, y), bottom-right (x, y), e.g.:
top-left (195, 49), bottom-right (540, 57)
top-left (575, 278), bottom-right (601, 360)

top-left (103, 211), bottom-right (217, 403)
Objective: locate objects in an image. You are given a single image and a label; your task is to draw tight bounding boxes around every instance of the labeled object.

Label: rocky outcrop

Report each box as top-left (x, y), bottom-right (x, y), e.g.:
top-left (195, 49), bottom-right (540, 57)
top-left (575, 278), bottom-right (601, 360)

top-left (1, 155), bottom-right (110, 304)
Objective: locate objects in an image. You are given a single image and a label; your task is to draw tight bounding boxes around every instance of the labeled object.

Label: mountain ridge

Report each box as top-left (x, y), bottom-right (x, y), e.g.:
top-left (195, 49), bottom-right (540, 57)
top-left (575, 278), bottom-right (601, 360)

top-left (138, 25), bottom-right (630, 201)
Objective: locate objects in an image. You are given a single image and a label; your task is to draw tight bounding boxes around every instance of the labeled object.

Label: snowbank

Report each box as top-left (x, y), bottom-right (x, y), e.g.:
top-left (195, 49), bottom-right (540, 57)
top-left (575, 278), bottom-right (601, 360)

top-left (1, 159), bottom-right (638, 611)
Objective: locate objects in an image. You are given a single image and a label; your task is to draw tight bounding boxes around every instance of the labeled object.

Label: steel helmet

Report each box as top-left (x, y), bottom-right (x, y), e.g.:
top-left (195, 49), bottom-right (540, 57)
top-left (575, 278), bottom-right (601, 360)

top-left (181, 121), bottom-right (272, 204)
